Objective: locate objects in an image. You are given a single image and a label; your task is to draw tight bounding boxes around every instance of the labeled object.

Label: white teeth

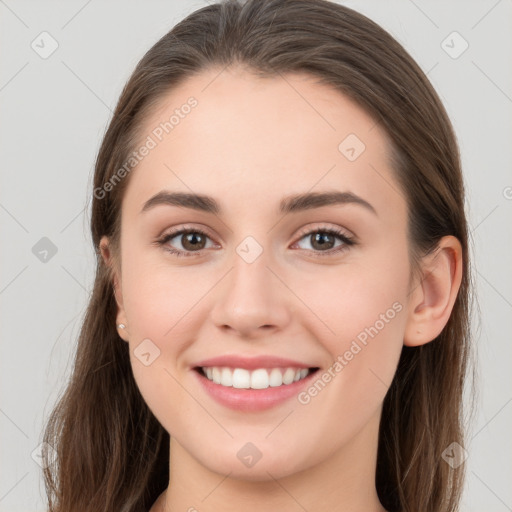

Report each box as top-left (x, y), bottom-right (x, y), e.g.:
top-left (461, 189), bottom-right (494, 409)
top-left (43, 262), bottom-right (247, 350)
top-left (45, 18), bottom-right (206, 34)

top-left (269, 368), bottom-right (283, 387)
top-left (220, 367), bottom-right (233, 387)
top-left (201, 366), bottom-right (312, 389)
top-left (251, 368), bottom-right (269, 389)
top-left (282, 368), bottom-right (296, 385)
top-left (212, 367), bottom-right (221, 384)
top-left (232, 368), bottom-right (251, 389)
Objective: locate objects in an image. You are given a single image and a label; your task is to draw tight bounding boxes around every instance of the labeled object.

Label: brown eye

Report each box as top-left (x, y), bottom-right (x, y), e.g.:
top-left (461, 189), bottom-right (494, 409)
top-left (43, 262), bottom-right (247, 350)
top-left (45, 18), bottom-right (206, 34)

top-left (180, 232), bottom-right (208, 251)
top-left (157, 228), bottom-right (216, 257)
top-left (309, 232), bottom-right (337, 251)
top-left (293, 228), bottom-right (356, 257)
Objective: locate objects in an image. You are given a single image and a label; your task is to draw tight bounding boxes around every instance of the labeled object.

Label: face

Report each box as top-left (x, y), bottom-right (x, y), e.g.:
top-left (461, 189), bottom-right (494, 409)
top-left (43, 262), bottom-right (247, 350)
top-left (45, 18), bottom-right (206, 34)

top-left (105, 67), bottom-right (414, 480)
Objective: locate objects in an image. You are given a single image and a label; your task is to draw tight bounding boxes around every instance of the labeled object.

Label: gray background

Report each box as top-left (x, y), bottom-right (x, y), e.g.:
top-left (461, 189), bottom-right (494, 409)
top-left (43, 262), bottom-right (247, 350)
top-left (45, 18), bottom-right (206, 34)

top-left (1, 1), bottom-right (511, 510)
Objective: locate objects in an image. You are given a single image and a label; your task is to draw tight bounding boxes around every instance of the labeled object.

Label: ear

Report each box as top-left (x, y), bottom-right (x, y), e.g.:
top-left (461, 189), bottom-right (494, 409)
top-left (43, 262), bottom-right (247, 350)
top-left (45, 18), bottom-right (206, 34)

top-left (99, 235), bottom-right (129, 342)
top-left (403, 235), bottom-right (463, 347)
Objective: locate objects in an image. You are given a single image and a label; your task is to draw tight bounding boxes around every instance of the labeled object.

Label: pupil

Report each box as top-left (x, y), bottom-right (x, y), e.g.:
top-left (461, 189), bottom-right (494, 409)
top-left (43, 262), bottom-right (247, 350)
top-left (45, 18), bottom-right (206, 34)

top-left (183, 233), bottom-right (205, 250)
top-left (312, 233), bottom-right (333, 250)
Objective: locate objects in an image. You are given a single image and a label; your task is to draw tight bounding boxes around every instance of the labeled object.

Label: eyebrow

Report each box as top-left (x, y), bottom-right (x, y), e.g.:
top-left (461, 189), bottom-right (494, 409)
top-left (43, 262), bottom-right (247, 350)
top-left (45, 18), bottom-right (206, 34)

top-left (140, 190), bottom-right (377, 216)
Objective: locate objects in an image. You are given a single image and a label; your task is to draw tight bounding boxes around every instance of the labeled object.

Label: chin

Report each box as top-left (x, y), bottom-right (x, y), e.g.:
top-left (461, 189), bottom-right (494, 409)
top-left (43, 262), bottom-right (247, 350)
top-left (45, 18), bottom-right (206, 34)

top-left (195, 447), bottom-right (312, 482)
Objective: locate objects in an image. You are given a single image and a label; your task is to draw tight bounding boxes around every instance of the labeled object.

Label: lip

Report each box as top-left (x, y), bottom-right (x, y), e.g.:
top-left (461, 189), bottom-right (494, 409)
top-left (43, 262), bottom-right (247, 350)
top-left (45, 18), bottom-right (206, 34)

top-left (193, 355), bottom-right (313, 370)
top-left (191, 355), bottom-right (319, 412)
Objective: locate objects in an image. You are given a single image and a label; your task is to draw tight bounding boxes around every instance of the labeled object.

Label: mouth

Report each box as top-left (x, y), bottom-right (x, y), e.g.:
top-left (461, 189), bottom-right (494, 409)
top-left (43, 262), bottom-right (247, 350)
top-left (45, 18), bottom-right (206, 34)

top-left (194, 366), bottom-right (320, 390)
top-left (191, 355), bottom-right (322, 411)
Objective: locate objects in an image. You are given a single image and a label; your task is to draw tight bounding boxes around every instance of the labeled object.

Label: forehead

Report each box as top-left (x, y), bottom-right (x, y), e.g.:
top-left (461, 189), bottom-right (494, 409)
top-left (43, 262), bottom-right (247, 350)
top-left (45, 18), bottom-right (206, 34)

top-left (139, 66), bottom-right (385, 152)
top-left (122, 66), bottom-right (403, 221)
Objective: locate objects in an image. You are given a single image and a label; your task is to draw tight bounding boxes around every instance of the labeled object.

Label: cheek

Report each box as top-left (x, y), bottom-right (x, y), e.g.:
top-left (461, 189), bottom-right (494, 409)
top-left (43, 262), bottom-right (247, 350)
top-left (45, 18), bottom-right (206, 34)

top-left (292, 245), bottom-right (409, 411)
top-left (295, 254), bottom-right (409, 354)
top-left (288, 274), bottom-right (407, 460)
top-left (124, 271), bottom-right (200, 437)
top-left (120, 240), bottom-right (201, 341)
top-left (118, 248), bottom-right (199, 421)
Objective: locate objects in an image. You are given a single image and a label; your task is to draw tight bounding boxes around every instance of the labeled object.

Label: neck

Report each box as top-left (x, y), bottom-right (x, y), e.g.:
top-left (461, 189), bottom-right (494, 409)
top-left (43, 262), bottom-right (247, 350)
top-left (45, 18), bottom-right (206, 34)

top-left (153, 411), bottom-right (387, 512)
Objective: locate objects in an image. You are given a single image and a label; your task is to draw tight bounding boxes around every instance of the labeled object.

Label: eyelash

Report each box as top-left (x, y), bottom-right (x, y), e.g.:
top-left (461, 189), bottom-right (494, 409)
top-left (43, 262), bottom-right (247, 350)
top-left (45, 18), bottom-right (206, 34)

top-left (155, 226), bottom-right (356, 258)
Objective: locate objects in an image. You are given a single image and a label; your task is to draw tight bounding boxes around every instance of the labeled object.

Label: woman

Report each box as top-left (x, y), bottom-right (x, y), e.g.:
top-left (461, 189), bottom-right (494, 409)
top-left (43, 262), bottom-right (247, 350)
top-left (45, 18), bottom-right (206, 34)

top-left (42, 1), bottom-right (473, 511)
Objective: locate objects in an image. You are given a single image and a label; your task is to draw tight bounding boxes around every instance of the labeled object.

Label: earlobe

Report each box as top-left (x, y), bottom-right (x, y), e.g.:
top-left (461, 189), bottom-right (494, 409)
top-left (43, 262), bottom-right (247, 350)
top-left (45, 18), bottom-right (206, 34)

top-left (99, 236), bottom-right (130, 343)
top-left (403, 236), bottom-right (463, 347)
top-left (116, 320), bottom-right (130, 342)
top-left (113, 287), bottom-right (129, 342)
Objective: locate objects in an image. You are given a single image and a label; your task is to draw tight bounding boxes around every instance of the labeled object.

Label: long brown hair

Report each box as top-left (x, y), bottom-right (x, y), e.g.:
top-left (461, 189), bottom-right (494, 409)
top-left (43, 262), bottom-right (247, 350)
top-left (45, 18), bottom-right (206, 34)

top-left (41, 1), bottom-right (474, 510)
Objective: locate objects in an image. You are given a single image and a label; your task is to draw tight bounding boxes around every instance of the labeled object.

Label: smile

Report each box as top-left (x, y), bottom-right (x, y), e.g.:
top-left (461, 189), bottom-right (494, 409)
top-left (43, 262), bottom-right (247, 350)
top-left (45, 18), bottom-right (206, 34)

top-left (199, 366), bottom-right (314, 389)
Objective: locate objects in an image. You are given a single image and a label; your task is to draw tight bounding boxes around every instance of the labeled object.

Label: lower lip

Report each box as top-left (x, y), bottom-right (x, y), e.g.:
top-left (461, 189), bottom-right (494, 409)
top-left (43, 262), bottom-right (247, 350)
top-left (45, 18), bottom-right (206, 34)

top-left (193, 369), bottom-right (318, 412)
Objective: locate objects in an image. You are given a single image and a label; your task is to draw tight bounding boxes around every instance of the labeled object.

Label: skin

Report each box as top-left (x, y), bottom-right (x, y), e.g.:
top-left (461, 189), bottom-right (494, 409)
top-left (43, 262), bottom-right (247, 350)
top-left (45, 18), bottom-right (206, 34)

top-left (100, 66), bottom-right (462, 512)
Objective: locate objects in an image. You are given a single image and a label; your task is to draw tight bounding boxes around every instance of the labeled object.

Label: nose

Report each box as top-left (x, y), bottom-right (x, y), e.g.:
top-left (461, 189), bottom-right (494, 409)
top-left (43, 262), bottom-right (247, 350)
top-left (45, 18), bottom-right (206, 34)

top-left (210, 248), bottom-right (292, 339)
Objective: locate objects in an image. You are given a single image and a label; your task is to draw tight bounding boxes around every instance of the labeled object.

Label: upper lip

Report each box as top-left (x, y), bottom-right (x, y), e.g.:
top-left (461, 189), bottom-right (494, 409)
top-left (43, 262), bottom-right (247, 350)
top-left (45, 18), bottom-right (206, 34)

top-left (193, 355), bottom-right (316, 370)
